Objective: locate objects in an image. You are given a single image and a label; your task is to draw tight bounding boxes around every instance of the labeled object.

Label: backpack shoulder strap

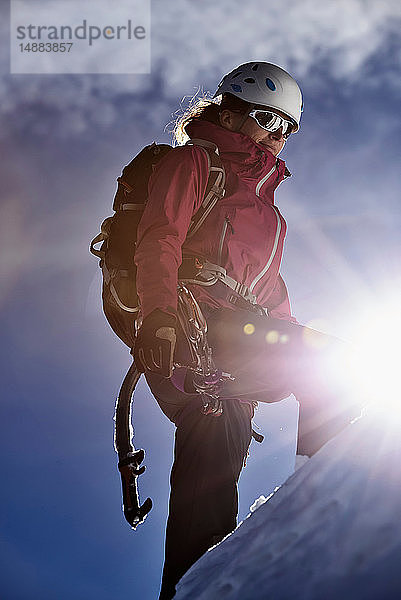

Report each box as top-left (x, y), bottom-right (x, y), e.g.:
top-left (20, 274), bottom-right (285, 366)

top-left (185, 139), bottom-right (226, 238)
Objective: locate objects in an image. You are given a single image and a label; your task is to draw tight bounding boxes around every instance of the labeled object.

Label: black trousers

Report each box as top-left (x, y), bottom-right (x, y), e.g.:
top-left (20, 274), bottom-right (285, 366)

top-left (146, 373), bottom-right (252, 600)
top-left (146, 306), bottom-right (362, 599)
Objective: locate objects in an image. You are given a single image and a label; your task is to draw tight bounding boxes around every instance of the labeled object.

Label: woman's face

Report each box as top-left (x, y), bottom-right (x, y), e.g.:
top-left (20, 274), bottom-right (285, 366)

top-left (219, 108), bottom-right (290, 157)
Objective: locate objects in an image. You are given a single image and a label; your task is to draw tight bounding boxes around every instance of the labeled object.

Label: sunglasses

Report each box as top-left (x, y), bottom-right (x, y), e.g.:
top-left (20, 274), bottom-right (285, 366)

top-left (248, 109), bottom-right (296, 139)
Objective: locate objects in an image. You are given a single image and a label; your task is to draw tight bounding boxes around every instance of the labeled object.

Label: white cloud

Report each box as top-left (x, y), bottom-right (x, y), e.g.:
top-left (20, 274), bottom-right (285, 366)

top-left (154, 0), bottom-right (401, 89)
top-left (1, 0), bottom-right (400, 136)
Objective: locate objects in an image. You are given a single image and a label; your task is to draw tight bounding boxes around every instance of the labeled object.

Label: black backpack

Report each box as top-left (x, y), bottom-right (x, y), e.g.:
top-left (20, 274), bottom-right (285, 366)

top-left (90, 139), bottom-right (225, 348)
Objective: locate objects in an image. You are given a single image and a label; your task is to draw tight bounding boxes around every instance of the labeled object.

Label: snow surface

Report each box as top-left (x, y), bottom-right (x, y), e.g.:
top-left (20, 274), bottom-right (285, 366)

top-left (175, 407), bottom-right (401, 600)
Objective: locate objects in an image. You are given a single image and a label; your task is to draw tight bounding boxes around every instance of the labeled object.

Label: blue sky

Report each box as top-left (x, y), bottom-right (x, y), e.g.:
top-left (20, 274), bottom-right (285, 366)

top-left (1, 1), bottom-right (401, 598)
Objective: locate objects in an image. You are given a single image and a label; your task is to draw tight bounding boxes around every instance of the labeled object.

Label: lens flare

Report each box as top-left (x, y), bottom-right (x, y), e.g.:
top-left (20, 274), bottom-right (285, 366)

top-left (243, 323), bottom-right (255, 335)
top-left (265, 330), bottom-right (279, 344)
top-left (345, 306), bottom-right (401, 412)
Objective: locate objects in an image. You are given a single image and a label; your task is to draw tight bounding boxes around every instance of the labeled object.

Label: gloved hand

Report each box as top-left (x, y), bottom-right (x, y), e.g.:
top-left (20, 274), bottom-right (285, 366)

top-left (133, 309), bottom-right (177, 378)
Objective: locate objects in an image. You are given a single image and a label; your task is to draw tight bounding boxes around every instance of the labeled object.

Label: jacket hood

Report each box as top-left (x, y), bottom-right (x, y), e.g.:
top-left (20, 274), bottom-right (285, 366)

top-left (185, 119), bottom-right (288, 181)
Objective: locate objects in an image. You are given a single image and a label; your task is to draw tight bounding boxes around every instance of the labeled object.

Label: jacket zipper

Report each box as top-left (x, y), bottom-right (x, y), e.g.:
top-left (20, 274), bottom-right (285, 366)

top-left (250, 160), bottom-right (282, 293)
top-left (249, 205), bottom-right (281, 294)
top-left (255, 159), bottom-right (279, 197)
top-left (217, 216), bottom-right (234, 265)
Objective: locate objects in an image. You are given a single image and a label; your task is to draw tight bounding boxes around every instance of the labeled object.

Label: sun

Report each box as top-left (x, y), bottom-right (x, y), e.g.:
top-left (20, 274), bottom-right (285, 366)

top-left (345, 300), bottom-right (401, 414)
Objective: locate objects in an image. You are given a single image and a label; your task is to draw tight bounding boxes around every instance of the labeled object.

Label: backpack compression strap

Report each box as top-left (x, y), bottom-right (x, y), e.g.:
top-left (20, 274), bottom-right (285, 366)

top-left (89, 216), bottom-right (139, 313)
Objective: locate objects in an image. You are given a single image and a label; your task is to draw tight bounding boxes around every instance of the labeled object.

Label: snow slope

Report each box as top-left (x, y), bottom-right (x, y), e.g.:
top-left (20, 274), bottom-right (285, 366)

top-left (175, 407), bottom-right (401, 599)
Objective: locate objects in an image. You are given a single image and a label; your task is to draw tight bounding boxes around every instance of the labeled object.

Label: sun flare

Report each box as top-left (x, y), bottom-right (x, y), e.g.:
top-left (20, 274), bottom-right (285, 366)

top-left (345, 302), bottom-right (401, 413)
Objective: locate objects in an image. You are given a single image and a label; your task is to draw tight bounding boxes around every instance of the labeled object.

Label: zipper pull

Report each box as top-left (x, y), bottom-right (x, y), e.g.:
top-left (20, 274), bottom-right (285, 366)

top-left (275, 158), bottom-right (281, 183)
top-left (225, 215), bottom-right (234, 234)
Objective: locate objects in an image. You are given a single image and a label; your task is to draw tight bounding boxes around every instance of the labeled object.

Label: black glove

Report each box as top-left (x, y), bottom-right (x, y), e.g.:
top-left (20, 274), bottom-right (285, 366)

top-left (133, 309), bottom-right (177, 378)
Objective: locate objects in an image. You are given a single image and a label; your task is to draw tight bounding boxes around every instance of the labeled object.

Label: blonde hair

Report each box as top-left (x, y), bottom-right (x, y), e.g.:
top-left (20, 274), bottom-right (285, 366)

top-left (170, 90), bottom-right (251, 145)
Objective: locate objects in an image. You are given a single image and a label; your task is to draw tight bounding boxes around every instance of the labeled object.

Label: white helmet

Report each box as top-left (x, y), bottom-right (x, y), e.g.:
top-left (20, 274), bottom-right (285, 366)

top-left (214, 61), bottom-right (303, 130)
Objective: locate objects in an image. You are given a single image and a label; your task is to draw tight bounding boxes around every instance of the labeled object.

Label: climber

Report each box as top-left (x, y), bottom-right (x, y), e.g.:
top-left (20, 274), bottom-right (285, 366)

top-left (133, 61), bottom-right (362, 599)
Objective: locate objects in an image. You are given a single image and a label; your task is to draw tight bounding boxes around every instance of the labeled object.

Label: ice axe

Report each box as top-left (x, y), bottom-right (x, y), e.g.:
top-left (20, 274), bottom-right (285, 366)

top-left (114, 360), bottom-right (152, 529)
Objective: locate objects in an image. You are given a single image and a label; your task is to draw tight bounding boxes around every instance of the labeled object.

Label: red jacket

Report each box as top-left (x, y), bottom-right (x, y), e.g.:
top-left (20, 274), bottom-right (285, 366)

top-left (135, 119), bottom-right (295, 321)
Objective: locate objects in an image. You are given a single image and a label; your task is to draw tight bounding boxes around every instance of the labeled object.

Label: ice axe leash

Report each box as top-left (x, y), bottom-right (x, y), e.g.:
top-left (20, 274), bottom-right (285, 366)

top-left (114, 360), bottom-right (152, 529)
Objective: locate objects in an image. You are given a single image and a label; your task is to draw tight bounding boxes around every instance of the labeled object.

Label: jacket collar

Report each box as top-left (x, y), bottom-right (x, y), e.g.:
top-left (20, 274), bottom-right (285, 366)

top-left (185, 119), bottom-right (288, 181)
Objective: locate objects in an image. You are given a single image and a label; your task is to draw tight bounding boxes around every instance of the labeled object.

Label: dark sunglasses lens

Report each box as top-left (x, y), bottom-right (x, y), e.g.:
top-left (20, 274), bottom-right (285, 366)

top-left (253, 111), bottom-right (275, 128)
top-left (283, 123), bottom-right (294, 138)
